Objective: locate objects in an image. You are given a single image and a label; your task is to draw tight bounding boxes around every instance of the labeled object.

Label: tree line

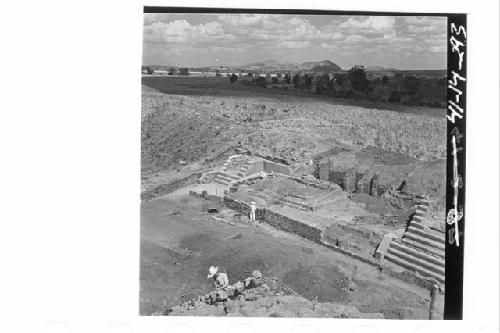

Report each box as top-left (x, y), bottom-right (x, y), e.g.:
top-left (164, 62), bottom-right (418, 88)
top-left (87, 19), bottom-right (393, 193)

top-left (230, 65), bottom-right (446, 107)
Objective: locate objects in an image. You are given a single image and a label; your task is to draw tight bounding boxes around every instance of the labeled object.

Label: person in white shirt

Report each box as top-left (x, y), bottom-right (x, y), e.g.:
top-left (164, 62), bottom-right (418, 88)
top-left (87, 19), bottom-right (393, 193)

top-left (249, 201), bottom-right (257, 221)
top-left (207, 266), bottom-right (229, 289)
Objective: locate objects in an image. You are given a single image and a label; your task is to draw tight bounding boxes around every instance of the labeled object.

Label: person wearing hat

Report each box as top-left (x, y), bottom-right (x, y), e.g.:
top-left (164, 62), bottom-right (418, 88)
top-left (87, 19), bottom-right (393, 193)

top-left (249, 201), bottom-right (257, 221)
top-left (207, 266), bottom-right (229, 290)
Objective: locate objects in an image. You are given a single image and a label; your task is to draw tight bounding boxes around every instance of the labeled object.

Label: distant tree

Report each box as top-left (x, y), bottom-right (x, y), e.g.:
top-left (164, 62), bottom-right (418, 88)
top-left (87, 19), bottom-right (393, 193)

top-left (255, 77), bottom-right (267, 87)
top-left (316, 74), bottom-right (335, 96)
top-left (389, 90), bottom-right (402, 102)
top-left (271, 77), bottom-right (278, 84)
top-left (292, 74), bottom-right (300, 88)
top-left (402, 75), bottom-right (420, 101)
top-left (168, 67), bottom-right (175, 75)
top-left (247, 72), bottom-right (253, 77)
top-left (284, 73), bottom-right (291, 84)
top-left (304, 74), bottom-right (312, 90)
top-left (373, 77), bottom-right (382, 85)
top-left (334, 73), bottom-right (347, 86)
top-left (179, 68), bottom-right (189, 76)
top-left (277, 72), bottom-right (282, 79)
top-left (265, 73), bottom-right (271, 80)
top-left (394, 72), bottom-right (403, 80)
top-left (382, 75), bottom-right (389, 85)
top-left (229, 73), bottom-right (238, 83)
top-left (347, 65), bottom-right (369, 92)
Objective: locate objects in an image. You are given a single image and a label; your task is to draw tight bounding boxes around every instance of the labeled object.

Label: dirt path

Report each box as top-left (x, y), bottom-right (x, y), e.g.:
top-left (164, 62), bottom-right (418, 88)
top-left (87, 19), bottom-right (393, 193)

top-left (140, 190), bottom-right (430, 318)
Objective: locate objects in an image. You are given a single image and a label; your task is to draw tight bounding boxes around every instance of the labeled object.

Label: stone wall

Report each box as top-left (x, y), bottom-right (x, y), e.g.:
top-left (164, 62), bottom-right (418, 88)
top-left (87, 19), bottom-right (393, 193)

top-left (223, 197), bottom-right (322, 243)
top-left (314, 159), bottom-right (383, 196)
top-left (288, 175), bottom-right (341, 192)
top-left (197, 171), bottom-right (220, 184)
top-left (263, 160), bottom-right (290, 175)
top-left (262, 209), bottom-right (323, 243)
top-left (141, 172), bottom-right (202, 201)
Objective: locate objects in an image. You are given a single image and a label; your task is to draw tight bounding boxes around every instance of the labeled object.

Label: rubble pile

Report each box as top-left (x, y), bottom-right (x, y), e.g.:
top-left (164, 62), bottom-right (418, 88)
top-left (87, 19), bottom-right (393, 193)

top-left (160, 270), bottom-right (384, 318)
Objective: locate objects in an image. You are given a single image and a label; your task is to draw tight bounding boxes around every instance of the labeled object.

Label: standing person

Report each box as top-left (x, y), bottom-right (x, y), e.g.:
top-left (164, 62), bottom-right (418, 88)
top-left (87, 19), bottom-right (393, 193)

top-left (207, 266), bottom-right (229, 290)
top-left (249, 201), bottom-right (257, 221)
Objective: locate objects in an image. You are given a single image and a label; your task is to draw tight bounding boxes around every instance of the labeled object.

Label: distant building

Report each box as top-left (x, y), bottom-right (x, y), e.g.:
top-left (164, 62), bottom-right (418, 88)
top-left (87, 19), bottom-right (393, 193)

top-left (188, 71), bottom-right (204, 77)
top-left (153, 69), bottom-right (169, 75)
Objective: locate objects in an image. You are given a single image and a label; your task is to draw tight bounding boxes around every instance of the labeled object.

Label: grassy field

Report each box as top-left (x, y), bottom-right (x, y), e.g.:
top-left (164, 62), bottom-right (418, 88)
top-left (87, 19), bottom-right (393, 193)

top-left (141, 76), bottom-right (445, 117)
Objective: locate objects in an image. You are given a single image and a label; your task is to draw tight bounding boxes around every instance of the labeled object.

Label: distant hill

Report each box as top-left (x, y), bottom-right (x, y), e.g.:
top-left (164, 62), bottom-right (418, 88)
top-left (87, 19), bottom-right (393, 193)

top-left (239, 59), bottom-right (343, 72)
top-left (300, 60), bottom-right (343, 72)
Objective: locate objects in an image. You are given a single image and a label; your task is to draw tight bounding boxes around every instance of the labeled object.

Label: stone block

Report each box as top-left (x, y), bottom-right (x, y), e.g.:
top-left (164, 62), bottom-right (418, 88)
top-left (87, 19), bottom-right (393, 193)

top-left (225, 286), bottom-right (236, 298)
top-left (234, 281), bottom-right (245, 293)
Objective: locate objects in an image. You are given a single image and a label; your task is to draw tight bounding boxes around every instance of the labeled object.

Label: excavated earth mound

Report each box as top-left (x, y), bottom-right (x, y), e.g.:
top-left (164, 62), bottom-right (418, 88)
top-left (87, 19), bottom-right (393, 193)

top-left (162, 275), bottom-right (383, 318)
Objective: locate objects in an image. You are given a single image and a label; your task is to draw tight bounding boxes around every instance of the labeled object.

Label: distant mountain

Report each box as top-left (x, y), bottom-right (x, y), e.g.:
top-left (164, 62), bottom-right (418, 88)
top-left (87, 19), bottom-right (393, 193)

top-left (239, 59), bottom-right (344, 72)
top-left (299, 60), bottom-right (343, 72)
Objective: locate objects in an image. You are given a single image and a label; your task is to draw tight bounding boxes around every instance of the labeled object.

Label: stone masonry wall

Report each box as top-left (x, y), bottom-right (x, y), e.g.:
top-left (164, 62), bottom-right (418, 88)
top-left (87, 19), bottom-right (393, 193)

top-left (141, 172), bottom-right (202, 201)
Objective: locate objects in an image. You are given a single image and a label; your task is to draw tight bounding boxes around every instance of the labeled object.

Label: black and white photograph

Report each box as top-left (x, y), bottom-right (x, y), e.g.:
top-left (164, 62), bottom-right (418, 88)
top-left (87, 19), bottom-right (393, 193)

top-left (1, 0), bottom-right (500, 332)
top-left (140, 10), bottom-right (452, 319)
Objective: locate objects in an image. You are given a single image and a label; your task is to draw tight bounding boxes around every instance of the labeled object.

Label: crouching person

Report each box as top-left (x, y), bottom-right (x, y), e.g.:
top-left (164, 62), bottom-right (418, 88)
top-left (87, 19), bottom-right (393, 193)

top-left (207, 266), bottom-right (229, 303)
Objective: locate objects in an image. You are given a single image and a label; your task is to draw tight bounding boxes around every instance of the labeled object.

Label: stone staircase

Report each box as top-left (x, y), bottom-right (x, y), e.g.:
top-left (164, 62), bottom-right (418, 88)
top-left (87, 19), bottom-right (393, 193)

top-left (214, 156), bottom-right (257, 187)
top-left (236, 159), bottom-right (252, 178)
top-left (383, 203), bottom-right (445, 284)
top-left (214, 171), bottom-right (241, 186)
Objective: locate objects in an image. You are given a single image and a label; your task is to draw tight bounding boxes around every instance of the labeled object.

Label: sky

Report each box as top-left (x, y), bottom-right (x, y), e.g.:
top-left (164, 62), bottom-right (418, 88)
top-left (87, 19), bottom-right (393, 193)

top-left (142, 13), bottom-right (447, 70)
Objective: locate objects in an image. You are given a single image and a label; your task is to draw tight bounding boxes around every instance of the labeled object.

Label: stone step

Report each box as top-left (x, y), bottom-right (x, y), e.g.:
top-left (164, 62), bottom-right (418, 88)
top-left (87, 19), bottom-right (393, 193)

top-left (404, 232), bottom-right (445, 252)
top-left (390, 241), bottom-right (444, 268)
top-left (384, 252), bottom-right (444, 284)
top-left (386, 246), bottom-right (444, 277)
top-left (214, 179), bottom-right (230, 186)
top-left (409, 221), bottom-right (445, 236)
top-left (218, 172), bottom-right (240, 180)
top-left (401, 238), bottom-right (445, 259)
top-left (414, 210), bottom-right (427, 218)
top-left (216, 176), bottom-right (237, 185)
top-left (412, 215), bottom-right (424, 223)
top-left (407, 225), bottom-right (445, 243)
top-left (416, 203), bottom-right (429, 210)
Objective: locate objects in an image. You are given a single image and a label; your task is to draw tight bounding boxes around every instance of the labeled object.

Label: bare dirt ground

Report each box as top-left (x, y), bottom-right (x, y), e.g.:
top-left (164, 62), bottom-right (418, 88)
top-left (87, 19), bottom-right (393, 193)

top-left (140, 190), bottom-right (430, 318)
